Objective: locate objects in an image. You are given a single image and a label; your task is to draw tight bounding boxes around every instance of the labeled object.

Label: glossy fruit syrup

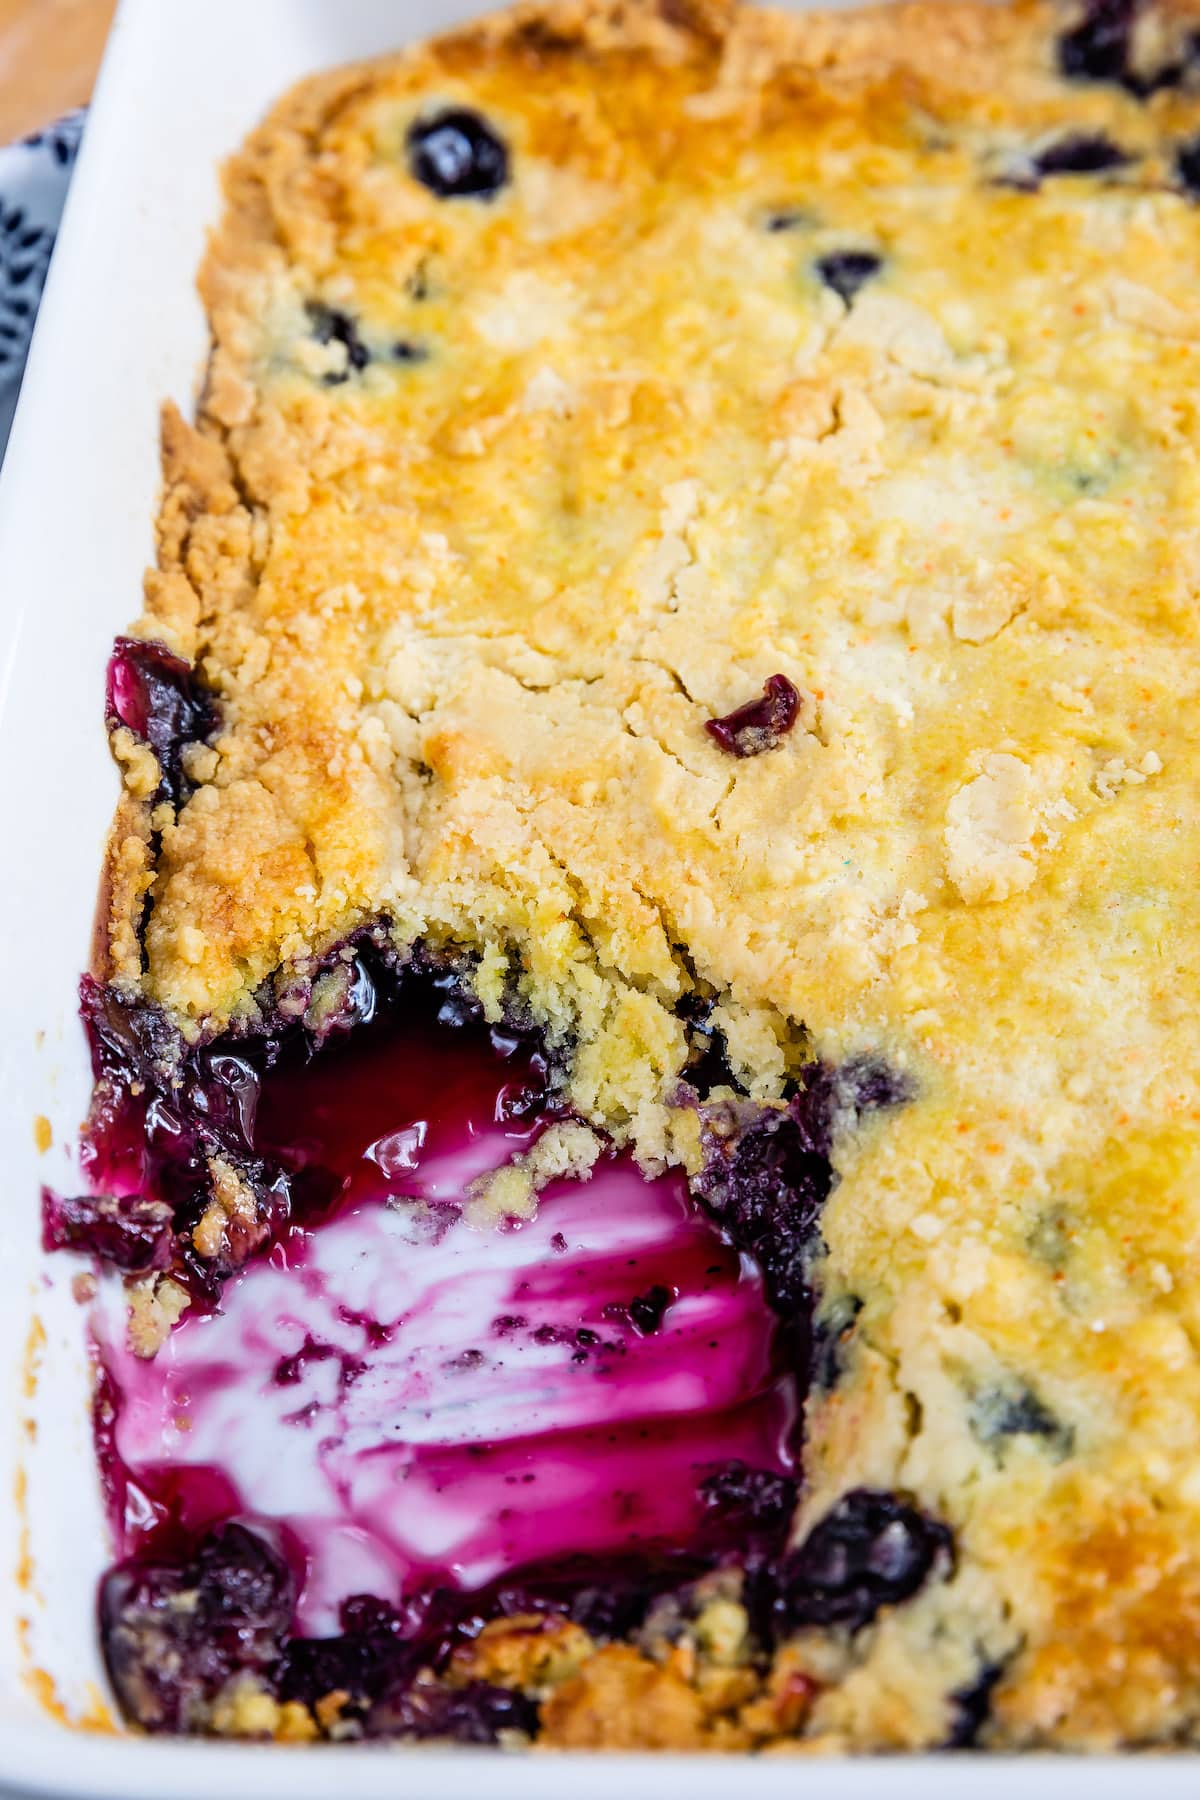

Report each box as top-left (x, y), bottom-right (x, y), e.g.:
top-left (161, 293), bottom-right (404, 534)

top-left (81, 980), bottom-right (803, 1733)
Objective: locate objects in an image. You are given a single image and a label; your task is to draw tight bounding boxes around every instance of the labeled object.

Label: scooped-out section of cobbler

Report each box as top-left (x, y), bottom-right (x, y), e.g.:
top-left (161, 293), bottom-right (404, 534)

top-left (51, 809), bottom-right (947, 1745)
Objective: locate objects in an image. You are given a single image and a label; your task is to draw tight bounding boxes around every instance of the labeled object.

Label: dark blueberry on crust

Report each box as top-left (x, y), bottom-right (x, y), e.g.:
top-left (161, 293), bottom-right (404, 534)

top-left (99, 1522), bottom-right (293, 1733)
top-left (814, 249), bottom-right (882, 305)
top-left (1058, 0), bottom-right (1198, 93)
top-left (697, 1461), bottom-right (799, 1547)
top-left (705, 674), bottom-right (800, 758)
top-left (407, 109), bottom-right (510, 200)
top-left (41, 1190), bottom-right (173, 1273)
top-left (946, 1659), bottom-right (1004, 1748)
top-left (105, 637), bottom-right (218, 810)
top-left (391, 339), bottom-right (428, 364)
top-left (1032, 132), bottom-right (1131, 176)
top-left (975, 1385), bottom-right (1058, 1439)
top-left (1176, 135), bottom-right (1200, 195)
top-left (764, 207), bottom-right (816, 232)
top-left (366, 1679), bottom-right (538, 1743)
top-left (681, 1026), bottom-right (741, 1096)
top-left (306, 302), bottom-right (370, 382)
top-left (831, 1055), bottom-right (914, 1115)
top-left (767, 1488), bottom-right (953, 1636)
top-left (694, 1087), bottom-right (834, 1319)
top-left (970, 1384), bottom-right (1073, 1457)
top-left (1121, 56), bottom-right (1186, 96)
top-left (810, 1292), bottom-right (863, 1391)
top-left (676, 992), bottom-right (745, 1096)
top-left (628, 1284), bottom-right (672, 1334)
top-left (1057, 0), bottom-right (1136, 83)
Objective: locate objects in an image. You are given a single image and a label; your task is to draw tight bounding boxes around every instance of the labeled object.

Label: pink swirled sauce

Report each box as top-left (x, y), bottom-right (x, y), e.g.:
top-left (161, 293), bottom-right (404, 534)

top-left (93, 1013), bottom-right (796, 1633)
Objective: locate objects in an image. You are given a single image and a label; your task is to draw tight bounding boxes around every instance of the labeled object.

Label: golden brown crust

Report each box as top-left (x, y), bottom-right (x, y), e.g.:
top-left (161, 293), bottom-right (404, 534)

top-left (103, 0), bottom-right (1200, 1750)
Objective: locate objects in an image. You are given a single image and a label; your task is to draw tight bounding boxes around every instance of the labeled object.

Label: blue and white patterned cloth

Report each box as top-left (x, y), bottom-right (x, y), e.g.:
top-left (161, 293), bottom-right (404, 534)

top-left (0, 111), bottom-right (85, 461)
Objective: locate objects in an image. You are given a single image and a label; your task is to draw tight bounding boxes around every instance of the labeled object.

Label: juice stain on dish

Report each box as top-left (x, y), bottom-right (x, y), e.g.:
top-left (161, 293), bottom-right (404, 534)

top-left (93, 1007), bottom-right (798, 1634)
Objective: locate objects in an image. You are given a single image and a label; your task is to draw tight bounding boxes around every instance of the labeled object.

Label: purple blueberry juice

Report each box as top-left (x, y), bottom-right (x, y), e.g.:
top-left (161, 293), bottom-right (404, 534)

top-left (74, 975), bottom-right (801, 1733)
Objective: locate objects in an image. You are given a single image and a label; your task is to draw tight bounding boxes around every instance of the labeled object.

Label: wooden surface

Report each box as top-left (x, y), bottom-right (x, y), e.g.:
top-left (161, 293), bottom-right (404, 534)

top-left (0, 0), bottom-right (116, 143)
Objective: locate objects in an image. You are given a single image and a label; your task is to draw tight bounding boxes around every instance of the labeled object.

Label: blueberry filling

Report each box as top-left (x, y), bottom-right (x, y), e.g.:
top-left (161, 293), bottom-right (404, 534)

top-left (99, 1511), bottom-right (767, 1739)
top-left (100, 1522), bottom-right (295, 1734)
top-left (694, 1056), bottom-right (911, 1330)
top-left (705, 674), bottom-right (800, 758)
top-left (100, 1478), bottom-right (953, 1741)
top-left (41, 1191), bottom-right (173, 1274)
top-left (105, 637), bottom-right (218, 811)
top-left (70, 927), bottom-right (940, 1741)
top-left (1032, 132), bottom-right (1131, 177)
top-left (680, 1029), bottom-right (741, 1096)
top-left (275, 1593), bottom-right (420, 1715)
top-left (696, 1462), bottom-right (799, 1542)
top-left (693, 1092), bottom-right (833, 1321)
top-left (80, 981), bottom-right (942, 1741)
top-left (48, 944), bottom-right (554, 1306)
top-left (814, 250), bottom-right (882, 306)
top-left (407, 108), bottom-right (510, 200)
top-left (83, 1008), bottom-right (946, 1741)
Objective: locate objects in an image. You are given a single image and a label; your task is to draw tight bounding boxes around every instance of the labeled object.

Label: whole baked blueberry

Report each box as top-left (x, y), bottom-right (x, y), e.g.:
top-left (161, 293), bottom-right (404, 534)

top-left (814, 250), bottom-right (882, 305)
top-left (105, 636), bottom-right (218, 810)
top-left (407, 109), bottom-right (510, 199)
top-left (768, 1488), bottom-right (953, 1635)
top-left (1032, 132), bottom-right (1130, 176)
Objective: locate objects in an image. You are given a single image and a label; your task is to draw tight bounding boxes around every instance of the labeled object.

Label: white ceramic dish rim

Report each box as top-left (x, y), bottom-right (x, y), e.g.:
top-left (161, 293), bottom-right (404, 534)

top-left (0, 0), bottom-right (1192, 1791)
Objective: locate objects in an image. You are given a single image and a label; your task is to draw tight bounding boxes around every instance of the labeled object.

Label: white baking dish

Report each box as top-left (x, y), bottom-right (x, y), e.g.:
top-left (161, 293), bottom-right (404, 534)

top-left (0, 0), bottom-right (1184, 1792)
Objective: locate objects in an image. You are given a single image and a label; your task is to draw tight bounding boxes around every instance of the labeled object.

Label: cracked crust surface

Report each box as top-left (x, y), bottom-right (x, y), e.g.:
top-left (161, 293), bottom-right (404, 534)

top-left (101, 0), bottom-right (1200, 1750)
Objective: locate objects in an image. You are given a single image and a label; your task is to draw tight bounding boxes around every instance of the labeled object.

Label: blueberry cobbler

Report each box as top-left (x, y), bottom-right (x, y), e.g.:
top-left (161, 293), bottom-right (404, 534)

top-left (47, 0), bottom-right (1200, 1751)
